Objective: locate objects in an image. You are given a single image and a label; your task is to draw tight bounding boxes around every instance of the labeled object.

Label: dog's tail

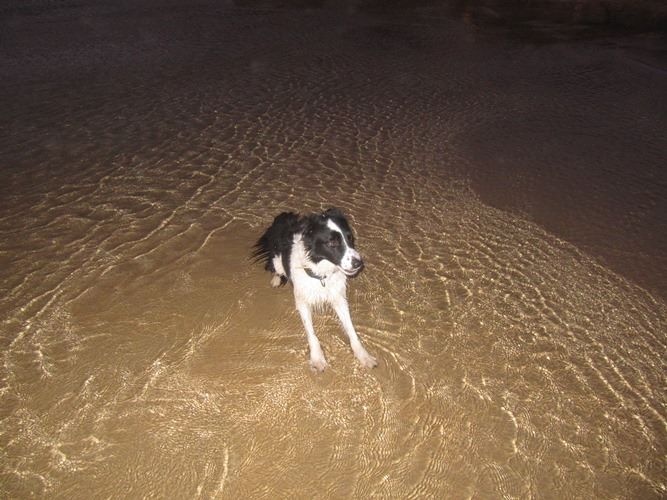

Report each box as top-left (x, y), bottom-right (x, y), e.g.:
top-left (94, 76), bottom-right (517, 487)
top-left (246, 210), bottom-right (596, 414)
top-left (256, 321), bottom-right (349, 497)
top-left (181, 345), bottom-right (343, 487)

top-left (251, 212), bottom-right (301, 274)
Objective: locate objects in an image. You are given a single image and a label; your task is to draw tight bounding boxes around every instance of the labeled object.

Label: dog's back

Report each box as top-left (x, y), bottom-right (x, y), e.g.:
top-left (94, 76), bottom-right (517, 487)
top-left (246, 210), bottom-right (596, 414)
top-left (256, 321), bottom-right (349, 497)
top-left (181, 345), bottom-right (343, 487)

top-left (251, 212), bottom-right (300, 285)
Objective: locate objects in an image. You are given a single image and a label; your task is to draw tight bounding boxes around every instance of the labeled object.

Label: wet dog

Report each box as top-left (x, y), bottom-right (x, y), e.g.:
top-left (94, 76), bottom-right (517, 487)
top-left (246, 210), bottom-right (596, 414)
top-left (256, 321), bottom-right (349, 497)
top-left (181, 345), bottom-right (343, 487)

top-left (252, 208), bottom-right (377, 372)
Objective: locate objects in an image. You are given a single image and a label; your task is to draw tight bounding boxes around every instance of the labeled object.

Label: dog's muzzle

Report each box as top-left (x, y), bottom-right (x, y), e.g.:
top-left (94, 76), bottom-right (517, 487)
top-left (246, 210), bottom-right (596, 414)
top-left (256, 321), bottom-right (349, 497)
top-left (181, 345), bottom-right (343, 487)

top-left (344, 257), bottom-right (364, 277)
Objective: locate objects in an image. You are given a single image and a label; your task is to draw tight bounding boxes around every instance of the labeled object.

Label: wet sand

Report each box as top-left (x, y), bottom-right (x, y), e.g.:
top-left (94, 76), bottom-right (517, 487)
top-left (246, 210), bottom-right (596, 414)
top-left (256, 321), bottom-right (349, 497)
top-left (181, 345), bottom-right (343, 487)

top-left (1, 1), bottom-right (666, 498)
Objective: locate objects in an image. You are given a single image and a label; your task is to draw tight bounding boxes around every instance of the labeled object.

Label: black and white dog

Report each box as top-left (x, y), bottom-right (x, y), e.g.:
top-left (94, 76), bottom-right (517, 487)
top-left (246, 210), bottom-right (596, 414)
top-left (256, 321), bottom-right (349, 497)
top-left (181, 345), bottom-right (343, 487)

top-left (252, 208), bottom-right (377, 372)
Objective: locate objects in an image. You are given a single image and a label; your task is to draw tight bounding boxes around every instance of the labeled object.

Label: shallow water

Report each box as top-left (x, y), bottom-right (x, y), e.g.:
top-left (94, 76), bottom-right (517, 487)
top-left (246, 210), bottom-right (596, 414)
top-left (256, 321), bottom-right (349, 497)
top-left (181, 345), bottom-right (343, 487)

top-left (1, 1), bottom-right (666, 498)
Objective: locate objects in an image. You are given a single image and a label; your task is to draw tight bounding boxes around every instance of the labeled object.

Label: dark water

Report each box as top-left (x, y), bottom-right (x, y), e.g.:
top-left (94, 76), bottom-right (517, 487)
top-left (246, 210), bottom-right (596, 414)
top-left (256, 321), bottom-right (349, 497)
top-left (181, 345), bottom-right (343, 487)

top-left (1, 1), bottom-right (665, 498)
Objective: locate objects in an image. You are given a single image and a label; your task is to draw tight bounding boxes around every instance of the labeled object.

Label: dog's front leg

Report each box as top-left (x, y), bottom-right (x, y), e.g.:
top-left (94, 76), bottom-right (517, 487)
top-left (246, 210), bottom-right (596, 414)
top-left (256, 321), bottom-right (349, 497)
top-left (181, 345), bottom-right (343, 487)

top-left (332, 298), bottom-right (378, 369)
top-left (296, 303), bottom-right (327, 372)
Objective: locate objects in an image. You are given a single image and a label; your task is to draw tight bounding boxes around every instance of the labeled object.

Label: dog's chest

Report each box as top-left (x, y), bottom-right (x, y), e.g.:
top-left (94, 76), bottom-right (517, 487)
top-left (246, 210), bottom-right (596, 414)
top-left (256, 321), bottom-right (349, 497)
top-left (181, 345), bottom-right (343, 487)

top-left (292, 271), bottom-right (346, 305)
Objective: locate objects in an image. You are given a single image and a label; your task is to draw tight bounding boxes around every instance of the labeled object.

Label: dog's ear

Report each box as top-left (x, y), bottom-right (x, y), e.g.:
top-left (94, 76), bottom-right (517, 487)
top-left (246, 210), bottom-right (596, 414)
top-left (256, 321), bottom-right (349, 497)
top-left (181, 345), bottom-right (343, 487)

top-left (323, 207), bottom-right (344, 219)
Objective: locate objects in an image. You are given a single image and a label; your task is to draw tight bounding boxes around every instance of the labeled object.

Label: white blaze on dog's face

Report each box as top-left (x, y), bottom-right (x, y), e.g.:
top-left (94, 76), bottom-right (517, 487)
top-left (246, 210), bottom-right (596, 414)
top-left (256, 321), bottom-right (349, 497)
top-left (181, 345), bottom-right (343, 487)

top-left (326, 219), bottom-right (363, 276)
top-left (305, 212), bottom-right (364, 277)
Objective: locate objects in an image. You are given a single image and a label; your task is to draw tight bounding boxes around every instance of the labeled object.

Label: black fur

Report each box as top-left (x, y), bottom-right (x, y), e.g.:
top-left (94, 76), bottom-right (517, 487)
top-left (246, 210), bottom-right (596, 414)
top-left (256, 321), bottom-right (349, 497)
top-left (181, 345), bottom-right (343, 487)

top-left (251, 212), bottom-right (301, 282)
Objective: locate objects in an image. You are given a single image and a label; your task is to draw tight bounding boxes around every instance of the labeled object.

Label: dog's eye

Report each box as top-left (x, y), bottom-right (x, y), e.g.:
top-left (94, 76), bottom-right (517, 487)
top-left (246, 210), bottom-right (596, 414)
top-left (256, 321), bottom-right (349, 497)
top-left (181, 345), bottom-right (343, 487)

top-left (326, 238), bottom-right (340, 247)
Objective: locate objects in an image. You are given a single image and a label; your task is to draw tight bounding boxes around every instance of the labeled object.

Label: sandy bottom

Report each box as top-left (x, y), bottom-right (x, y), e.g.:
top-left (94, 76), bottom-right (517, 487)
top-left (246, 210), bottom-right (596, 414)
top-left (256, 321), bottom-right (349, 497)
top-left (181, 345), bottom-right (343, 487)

top-left (1, 1), bottom-right (665, 498)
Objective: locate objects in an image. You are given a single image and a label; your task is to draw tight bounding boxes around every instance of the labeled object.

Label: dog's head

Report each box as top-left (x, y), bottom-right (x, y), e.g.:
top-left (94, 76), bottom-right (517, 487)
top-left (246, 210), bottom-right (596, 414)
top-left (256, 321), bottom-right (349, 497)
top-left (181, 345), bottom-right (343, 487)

top-left (303, 208), bottom-right (364, 277)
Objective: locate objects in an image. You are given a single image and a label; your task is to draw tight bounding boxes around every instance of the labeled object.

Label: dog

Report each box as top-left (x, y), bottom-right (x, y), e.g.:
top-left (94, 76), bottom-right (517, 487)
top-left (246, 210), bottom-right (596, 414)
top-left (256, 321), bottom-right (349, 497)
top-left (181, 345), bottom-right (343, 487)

top-left (252, 207), bottom-right (377, 372)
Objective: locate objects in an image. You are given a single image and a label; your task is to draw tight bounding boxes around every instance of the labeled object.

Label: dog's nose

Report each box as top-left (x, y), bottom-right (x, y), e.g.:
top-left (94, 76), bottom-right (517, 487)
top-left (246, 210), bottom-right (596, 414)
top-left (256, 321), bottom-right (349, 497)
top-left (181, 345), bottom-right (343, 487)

top-left (351, 257), bottom-right (363, 270)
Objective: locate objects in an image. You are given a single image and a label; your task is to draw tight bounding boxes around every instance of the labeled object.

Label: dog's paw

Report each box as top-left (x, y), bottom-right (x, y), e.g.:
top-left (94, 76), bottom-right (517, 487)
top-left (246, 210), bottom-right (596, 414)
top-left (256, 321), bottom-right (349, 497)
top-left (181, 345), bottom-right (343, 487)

top-left (309, 356), bottom-right (328, 373)
top-left (356, 351), bottom-right (378, 369)
top-left (270, 274), bottom-right (282, 287)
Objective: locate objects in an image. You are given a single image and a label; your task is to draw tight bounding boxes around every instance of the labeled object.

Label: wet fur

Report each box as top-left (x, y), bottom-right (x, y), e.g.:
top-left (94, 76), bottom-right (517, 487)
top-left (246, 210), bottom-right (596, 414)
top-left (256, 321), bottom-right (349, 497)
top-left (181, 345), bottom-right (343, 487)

top-left (252, 208), bottom-right (377, 371)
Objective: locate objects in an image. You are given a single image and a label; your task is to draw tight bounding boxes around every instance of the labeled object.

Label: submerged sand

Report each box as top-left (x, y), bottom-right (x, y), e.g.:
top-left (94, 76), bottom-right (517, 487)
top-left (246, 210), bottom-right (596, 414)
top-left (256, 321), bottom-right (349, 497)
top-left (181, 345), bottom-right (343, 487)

top-left (1, 1), bottom-right (665, 498)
